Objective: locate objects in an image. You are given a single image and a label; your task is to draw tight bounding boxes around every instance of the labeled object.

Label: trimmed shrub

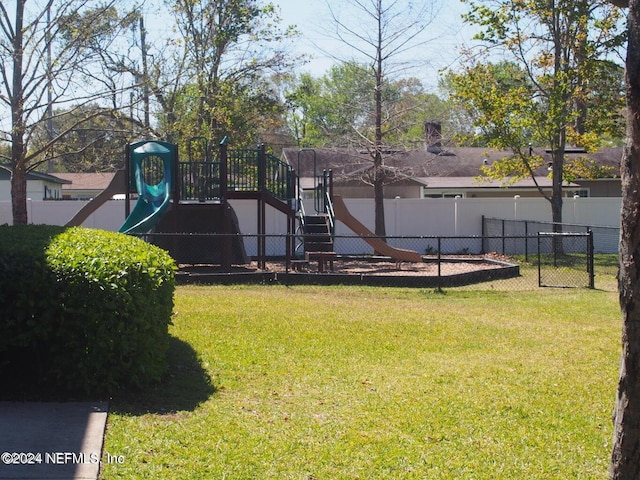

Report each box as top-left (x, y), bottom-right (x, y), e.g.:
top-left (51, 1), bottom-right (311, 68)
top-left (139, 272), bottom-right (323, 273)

top-left (0, 225), bottom-right (176, 395)
top-left (0, 225), bottom-right (65, 354)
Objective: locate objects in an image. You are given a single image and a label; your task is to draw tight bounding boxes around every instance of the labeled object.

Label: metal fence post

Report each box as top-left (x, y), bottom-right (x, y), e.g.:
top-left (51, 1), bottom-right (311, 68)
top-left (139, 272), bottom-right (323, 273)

top-left (537, 233), bottom-right (542, 287)
top-left (481, 215), bottom-right (486, 254)
top-left (437, 237), bottom-right (442, 282)
top-left (258, 143), bottom-right (266, 191)
top-left (524, 222), bottom-right (529, 262)
top-left (219, 136), bottom-right (228, 201)
top-left (588, 230), bottom-right (595, 289)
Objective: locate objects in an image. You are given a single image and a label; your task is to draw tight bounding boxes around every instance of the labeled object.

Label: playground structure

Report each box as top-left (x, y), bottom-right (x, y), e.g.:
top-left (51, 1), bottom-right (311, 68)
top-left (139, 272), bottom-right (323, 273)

top-left (66, 138), bottom-right (426, 272)
top-left (64, 139), bottom-right (527, 286)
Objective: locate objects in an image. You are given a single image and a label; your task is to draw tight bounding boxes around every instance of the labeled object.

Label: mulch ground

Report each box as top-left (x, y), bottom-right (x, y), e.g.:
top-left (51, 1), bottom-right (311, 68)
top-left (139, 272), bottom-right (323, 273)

top-left (179, 254), bottom-right (512, 277)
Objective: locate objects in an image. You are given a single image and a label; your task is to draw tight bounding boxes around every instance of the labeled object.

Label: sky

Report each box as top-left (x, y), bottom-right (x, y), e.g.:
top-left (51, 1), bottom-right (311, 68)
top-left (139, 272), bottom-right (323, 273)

top-left (138, 0), bottom-right (478, 93)
top-left (271, 0), bottom-right (476, 92)
top-left (0, 0), bottom-right (476, 136)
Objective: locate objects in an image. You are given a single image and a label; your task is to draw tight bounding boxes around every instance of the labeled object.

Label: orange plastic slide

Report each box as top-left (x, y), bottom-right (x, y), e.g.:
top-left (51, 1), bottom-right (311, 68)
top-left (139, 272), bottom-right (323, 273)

top-left (65, 169), bottom-right (127, 227)
top-left (332, 195), bottom-right (422, 263)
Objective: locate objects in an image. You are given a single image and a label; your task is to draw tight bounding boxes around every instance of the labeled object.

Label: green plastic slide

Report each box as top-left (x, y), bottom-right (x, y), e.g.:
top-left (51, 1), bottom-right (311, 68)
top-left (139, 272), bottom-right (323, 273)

top-left (119, 141), bottom-right (174, 234)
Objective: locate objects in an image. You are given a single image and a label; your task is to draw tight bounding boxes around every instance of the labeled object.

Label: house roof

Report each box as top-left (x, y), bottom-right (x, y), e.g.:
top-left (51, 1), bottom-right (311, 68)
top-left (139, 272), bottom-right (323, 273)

top-left (55, 172), bottom-right (116, 191)
top-left (418, 176), bottom-right (578, 189)
top-left (282, 146), bottom-right (622, 181)
top-left (0, 165), bottom-right (71, 184)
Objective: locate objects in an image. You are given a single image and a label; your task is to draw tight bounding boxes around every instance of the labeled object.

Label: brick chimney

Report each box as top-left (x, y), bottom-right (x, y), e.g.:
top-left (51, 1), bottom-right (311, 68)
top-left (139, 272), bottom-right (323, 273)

top-left (425, 121), bottom-right (442, 153)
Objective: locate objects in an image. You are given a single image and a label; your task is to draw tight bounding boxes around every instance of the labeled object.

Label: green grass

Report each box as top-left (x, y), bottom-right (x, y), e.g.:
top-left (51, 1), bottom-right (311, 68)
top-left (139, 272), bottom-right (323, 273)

top-left (101, 285), bottom-right (620, 479)
top-left (593, 254), bottom-right (619, 276)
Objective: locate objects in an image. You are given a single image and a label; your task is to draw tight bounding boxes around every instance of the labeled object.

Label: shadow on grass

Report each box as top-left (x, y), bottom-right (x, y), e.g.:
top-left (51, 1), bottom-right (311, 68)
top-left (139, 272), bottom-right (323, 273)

top-left (108, 335), bottom-right (216, 416)
top-left (0, 336), bottom-right (216, 414)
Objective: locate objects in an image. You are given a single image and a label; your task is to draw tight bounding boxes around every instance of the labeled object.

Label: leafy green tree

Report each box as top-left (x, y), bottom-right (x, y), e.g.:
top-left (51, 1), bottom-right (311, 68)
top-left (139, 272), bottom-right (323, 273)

top-left (287, 66), bottom-right (454, 149)
top-left (286, 63), bottom-right (376, 148)
top-left (577, 61), bottom-right (626, 143)
top-left (385, 78), bottom-right (455, 149)
top-left (451, 0), bottom-right (625, 226)
top-left (284, 73), bottom-right (322, 147)
top-left (121, 0), bottom-right (299, 150)
top-left (169, 75), bottom-right (285, 152)
top-left (448, 61), bottom-right (538, 147)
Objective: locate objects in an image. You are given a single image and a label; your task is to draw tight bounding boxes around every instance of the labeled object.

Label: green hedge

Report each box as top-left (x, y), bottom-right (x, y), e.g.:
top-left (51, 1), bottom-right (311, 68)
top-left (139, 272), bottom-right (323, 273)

top-left (0, 225), bottom-right (176, 395)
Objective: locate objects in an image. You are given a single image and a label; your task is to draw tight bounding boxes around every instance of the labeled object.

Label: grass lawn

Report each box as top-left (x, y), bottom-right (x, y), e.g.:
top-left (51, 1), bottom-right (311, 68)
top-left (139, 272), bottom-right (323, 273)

top-left (101, 284), bottom-right (620, 479)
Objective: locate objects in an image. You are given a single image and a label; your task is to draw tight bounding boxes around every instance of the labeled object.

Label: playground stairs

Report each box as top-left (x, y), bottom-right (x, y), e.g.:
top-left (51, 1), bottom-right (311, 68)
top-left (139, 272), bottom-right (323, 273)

top-left (301, 214), bottom-right (336, 272)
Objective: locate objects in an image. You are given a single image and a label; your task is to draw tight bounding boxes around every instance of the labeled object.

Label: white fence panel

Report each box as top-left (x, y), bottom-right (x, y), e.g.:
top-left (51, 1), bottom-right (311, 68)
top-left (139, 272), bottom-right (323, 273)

top-left (0, 197), bottom-right (622, 239)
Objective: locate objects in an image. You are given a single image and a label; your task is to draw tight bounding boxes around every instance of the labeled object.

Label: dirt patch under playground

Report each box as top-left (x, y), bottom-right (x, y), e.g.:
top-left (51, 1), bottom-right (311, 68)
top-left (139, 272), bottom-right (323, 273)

top-left (177, 254), bottom-right (519, 287)
top-left (262, 256), bottom-right (507, 275)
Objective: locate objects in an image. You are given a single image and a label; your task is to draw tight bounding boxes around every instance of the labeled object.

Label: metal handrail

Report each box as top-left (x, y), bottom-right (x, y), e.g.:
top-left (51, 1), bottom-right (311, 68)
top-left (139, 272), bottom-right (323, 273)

top-left (294, 185), bottom-right (307, 257)
top-left (325, 190), bottom-right (335, 234)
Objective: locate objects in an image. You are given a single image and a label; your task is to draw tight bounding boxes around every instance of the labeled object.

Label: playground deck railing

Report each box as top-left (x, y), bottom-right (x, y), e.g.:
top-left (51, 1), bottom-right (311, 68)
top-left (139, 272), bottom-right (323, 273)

top-left (226, 149), bottom-right (260, 194)
top-left (178, 161), bottom-right (222, 202)
top-left (177, 146), bottom-right (293, 203)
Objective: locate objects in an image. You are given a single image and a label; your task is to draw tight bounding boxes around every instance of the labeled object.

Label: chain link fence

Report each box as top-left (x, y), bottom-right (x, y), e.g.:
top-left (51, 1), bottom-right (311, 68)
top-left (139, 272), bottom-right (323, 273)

top-left (482, 217), bottom-right (619, 290)
top-left (483, 216), bottom-right (619, 256)
top-left (134, 231), bottom-right (614, 291)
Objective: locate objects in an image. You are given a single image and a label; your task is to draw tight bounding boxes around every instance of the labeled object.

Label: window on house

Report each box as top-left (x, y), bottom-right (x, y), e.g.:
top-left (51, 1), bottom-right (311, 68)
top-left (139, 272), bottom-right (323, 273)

top-left (569, 190), bottom-right (589, 198)
top-left (422, 190), bottom-right (465, 199)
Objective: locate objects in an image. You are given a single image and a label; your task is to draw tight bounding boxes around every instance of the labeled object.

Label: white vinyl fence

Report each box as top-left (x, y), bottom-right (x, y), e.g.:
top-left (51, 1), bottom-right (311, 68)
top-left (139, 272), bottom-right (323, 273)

top-left (0, 196), bottom-right (621, 241)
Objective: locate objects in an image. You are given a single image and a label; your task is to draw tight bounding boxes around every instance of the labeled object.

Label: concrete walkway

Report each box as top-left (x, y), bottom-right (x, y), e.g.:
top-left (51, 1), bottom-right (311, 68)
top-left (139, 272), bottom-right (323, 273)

top-left (0, 402), bottom-right (108, 480)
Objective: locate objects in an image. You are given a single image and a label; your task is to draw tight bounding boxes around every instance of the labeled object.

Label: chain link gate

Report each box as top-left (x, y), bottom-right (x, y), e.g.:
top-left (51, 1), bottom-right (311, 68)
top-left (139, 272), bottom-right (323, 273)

top-left (537, 231), bottom-right (595, 288)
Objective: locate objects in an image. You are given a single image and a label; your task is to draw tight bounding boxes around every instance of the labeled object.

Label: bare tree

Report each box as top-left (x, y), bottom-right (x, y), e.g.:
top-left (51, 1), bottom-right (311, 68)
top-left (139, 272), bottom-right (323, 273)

top-left (0, 0), bottom-right (138, 224)
top-left (321, 0), bottom-right (440, 237)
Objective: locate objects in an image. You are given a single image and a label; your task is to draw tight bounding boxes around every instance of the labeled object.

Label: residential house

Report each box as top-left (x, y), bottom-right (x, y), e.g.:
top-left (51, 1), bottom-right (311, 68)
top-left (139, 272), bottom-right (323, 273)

top-left (0, 166), bottom-right (70, 201)
top-left (282, 145), bottom-right (621, 200)
top-left (55, 172), bottom-right (117, 200)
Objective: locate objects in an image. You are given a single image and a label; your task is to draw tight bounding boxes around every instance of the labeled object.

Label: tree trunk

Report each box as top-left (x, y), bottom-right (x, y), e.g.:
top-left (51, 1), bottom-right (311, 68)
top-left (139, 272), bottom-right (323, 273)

top-left (611, 1), bottom-right (640, 478)
top-left (373, 173), bottom-right (385, 239)
top-left (551, 172), bottom-right (563, 227)
top-left (550, 149), bottom-right (565, 255)
top-left (373, 2), bottom-right (386, 239)
top-left (10, 0), bottom-right (28, 225)
top-left (10, 163), bottom-right (28, 225)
